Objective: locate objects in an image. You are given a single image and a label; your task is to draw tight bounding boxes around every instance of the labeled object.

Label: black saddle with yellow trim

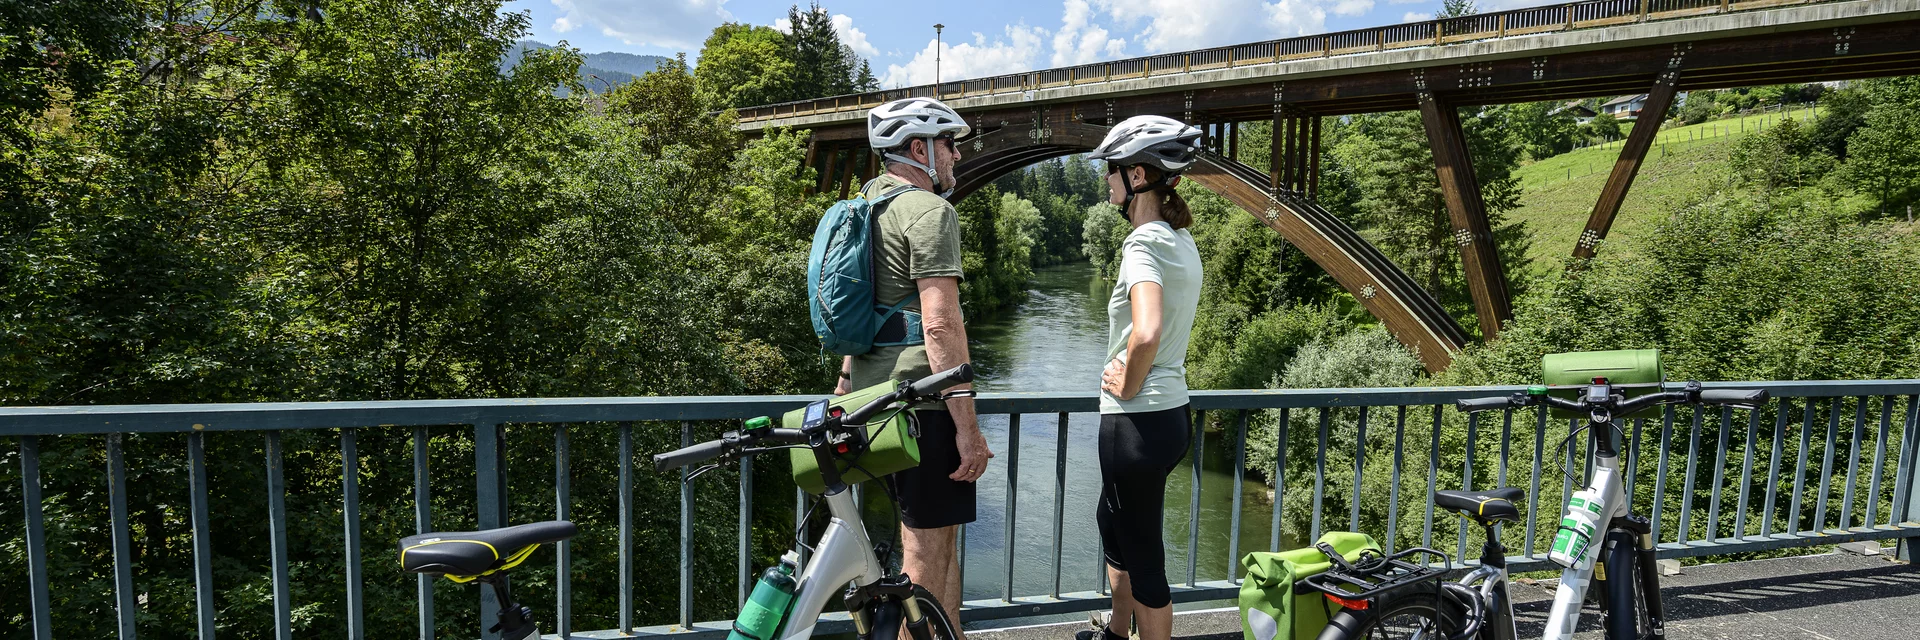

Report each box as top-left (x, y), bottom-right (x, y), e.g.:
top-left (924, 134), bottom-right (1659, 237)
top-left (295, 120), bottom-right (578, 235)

top-left (1433, 487), bottom-right (1525, 525)
top-left (400, 521), bottom-right (577, 581)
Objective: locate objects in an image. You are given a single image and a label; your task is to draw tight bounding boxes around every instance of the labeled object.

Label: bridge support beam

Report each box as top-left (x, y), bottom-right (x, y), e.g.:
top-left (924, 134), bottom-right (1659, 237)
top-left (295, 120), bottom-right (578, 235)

top-left (1269, 108), bottom-right (1321, 200)
top-left (1574, 71), bottom-right (1682, 260)
top-left (1188, 156), bottom-right (1468, 371)
top-left (1417, 92), bottom-right (1512, 340)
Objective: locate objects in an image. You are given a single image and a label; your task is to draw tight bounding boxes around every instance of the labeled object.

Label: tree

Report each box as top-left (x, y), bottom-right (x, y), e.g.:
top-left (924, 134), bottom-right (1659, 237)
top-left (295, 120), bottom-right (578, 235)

top-left (1839, 77), bottom-right (1920, 214)
top-left (785, 3), bottom-right (857, 99)
top-left (1508, 101), bottom-right (1579, 160)
top-left (1584, 112), bottom-right (1623, 141)
top-left (695, 23), bottom-right (795, 108)
top-left (1730, 117), bottom-right (1835, 196)
top-left (854, 59), bottom-right (879, 92)
top-left (1437, 0), bottom-right (1478, 18)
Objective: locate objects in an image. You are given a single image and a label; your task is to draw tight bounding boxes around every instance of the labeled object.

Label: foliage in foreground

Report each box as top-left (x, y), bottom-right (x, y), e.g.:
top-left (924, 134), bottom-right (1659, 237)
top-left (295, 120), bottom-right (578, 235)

top-left (0, 1), bottom-right (843, 636)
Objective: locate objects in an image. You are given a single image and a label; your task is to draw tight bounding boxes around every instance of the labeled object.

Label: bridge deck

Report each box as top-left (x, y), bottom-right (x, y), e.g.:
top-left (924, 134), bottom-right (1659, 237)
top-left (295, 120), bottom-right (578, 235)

top-left (971, 548), bottom-right (1920, 640)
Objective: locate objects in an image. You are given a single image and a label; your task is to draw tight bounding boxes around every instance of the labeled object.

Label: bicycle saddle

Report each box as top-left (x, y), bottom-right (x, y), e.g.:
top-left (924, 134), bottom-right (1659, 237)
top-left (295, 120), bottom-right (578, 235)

top-left (1433, 487), bottom-right (1524, 525)
top-left (400, 520), bottom-right (577, 579)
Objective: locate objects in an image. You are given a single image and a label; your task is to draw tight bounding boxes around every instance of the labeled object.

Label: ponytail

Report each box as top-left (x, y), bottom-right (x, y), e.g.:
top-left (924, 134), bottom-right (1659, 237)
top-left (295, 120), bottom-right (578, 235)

top-left (1141, 166), bottom-right (1193, 230)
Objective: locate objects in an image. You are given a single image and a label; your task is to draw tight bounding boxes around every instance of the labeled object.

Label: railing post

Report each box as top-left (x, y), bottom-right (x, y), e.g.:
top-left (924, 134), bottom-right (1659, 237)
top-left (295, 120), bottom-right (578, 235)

top-left (20, 436), bottom-right (51, 640)
top-left (189, 431), bottom-right (216, 640)
top-left (474, 422), bottom-right (504, 640)
top-left (1899, 396), bottom-right (1920, 560)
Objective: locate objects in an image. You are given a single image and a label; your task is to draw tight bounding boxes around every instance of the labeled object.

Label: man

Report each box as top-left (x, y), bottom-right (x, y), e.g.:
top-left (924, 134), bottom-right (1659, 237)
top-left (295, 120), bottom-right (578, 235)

top-left (839, 97), bottom-right (993, 636)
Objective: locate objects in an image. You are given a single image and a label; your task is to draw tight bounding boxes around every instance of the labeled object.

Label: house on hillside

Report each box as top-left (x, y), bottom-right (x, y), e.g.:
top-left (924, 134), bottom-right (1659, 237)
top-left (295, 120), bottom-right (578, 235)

top-left (1550, 101), bottom-right (1598, 124)
top-left (1600, 94), bottom-right (1648, 120)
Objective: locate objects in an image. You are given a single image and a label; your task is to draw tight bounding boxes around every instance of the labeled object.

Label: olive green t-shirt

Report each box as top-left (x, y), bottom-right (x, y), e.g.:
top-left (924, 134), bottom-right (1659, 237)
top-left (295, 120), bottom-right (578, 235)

top-left (848, 174), bottom-right (966, 389)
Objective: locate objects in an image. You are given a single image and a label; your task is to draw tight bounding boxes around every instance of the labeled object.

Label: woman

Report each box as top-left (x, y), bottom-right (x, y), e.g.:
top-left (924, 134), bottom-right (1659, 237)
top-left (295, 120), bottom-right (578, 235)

top-left (1081, 115), bottom-right (1205, 640)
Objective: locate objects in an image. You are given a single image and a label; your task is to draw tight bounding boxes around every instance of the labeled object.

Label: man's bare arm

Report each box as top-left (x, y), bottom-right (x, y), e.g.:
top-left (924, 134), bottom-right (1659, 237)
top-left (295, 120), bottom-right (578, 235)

top-left (917, 276), bottom-right (993, 482)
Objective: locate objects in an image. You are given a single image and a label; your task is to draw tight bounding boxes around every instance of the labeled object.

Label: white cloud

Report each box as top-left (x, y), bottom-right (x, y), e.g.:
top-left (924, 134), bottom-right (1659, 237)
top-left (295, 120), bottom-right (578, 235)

top-left (1402, 10), bottom-right (1428, 21)
top-left (831, 14), bottom-right (879, 57)
top-left (1052, 0), bottom-right (1129, 67)
top-left (1331, 0), bottom-right (1374, 15)
top-left (1388, 0), bottom-right (1426, 4)
top-left (549, 0), bottom-right (730, 51)
top-left (1095, 0), bottom-right (1327, 53)
top-left (882, 25), bottom-right (1047, 88)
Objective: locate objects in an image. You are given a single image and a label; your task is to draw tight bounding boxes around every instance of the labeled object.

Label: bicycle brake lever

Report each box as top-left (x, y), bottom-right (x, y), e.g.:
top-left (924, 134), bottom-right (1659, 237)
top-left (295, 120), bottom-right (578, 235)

top-left (937, 390), bottom-right (977, 401)
top-left (686, 463), bottom-right (723, 483)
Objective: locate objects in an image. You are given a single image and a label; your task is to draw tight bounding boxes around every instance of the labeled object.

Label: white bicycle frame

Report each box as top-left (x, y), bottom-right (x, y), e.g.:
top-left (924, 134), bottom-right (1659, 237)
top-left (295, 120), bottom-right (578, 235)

top-left (1447, 451), bottom-right (1630, 640)
top-left (779, 489), bottom-right (888, 640)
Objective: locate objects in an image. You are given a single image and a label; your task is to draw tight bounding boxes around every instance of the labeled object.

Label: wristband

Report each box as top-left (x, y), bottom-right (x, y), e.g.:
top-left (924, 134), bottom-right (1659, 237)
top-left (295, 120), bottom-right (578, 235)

top-left (838, 371), bottom-right (851, 379)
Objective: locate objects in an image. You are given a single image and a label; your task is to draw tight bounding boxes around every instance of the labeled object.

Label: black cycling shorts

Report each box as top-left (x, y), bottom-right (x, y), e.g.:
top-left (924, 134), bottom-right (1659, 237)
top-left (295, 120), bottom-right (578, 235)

top-left (1096, 405), bottom-right (1191, 609)
top-left (890, 410), bottom-right (977, 529)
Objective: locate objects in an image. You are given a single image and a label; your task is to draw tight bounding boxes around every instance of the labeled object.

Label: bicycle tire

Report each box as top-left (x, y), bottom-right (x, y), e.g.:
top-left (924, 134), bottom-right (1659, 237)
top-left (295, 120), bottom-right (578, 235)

top-left (905, 584), bottom-right (959, 640)
top-left (1316, 592), bottom-right (1464, 640)
top-left (1601, 536), bottom-right (1651, 640)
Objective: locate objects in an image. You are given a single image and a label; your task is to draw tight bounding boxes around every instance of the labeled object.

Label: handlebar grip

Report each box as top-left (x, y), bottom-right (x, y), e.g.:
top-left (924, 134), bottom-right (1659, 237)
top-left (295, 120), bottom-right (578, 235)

top-left (1457, 396), bottom-right (1515, 413)
top-left (652, 439), bottom-right (728, 473)
top-left (908, 363), bottom-right (975, 399)
top-left (1700, 388), bottom-right (1769, 407)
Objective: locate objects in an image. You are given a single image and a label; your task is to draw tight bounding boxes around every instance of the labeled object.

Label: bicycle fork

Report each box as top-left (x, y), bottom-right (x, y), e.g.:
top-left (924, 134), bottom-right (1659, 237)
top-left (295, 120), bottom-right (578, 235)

top-left (1618, 519), bottom-right (1667, 638)
top-left (846, 575), bottom-right (935, 640)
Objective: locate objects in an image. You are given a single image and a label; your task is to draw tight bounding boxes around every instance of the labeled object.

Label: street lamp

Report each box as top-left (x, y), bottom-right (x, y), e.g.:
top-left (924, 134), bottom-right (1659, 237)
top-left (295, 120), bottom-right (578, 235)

top-left (934, 24), bottom-right (944, 94)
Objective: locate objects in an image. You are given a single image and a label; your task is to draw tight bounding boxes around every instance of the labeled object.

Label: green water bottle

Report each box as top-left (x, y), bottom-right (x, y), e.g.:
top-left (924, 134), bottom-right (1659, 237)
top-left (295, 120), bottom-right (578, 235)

top-left (729, 552), bottom-right (799, 640)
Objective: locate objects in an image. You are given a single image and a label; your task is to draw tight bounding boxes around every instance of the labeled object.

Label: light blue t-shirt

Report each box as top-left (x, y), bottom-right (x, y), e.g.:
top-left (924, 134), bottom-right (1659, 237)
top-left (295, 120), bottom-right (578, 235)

top-left (1101, 221), bottom-right (1203, 414)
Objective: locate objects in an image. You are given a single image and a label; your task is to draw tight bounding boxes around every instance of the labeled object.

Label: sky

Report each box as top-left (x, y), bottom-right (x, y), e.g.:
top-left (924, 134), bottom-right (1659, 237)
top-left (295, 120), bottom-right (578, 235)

top-left (501, 0), bottom-right (1557, 89)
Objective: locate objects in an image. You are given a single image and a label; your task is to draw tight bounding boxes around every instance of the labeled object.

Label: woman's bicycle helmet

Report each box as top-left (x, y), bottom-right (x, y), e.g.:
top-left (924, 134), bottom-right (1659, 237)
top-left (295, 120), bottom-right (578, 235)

top-left (1089, 115), bottom-right (1203, 174)
top-left (1090, 115), bottom-right (1203, 211)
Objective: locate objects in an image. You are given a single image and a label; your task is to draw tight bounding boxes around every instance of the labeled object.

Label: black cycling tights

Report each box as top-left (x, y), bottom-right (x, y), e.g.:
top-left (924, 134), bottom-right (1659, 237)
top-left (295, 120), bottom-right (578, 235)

top-left (1096, 405), bottom-right (1191, 609)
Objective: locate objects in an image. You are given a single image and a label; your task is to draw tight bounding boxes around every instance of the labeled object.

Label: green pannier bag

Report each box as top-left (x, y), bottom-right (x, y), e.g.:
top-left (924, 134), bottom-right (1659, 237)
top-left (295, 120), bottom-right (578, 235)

top-left (1239, 532), bottom-right (1381, 640)
top-left (789, 380), bottom-right (921, 494)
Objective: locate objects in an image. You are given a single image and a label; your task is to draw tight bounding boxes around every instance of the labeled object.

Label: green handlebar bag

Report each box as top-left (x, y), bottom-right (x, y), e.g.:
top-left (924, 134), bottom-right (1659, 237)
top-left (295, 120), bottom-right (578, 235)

top-left (1238, 531), bottom-right (1381, 640)
top-left (788, 380), bottom-right (922, 494)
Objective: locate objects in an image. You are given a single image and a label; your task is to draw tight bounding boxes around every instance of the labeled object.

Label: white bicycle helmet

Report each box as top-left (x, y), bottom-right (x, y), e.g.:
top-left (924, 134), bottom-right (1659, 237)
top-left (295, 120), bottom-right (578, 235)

top-left (1091, 115), bottom-right (1203, 212)
top-left (1088, 115), bottom-right (1203, 174)
top-left (869, 98), bottom-right (971, 196)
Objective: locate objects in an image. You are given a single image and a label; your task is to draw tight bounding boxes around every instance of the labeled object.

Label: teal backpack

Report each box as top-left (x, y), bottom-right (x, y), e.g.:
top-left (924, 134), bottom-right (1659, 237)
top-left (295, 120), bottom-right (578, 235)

top-left (807, 184), bottom-right (925, 356)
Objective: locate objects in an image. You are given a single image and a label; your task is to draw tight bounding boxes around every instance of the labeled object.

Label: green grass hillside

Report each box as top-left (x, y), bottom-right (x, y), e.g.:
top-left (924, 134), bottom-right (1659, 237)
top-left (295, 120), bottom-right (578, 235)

top-left (1508, 107), bottom-right (1825, 272)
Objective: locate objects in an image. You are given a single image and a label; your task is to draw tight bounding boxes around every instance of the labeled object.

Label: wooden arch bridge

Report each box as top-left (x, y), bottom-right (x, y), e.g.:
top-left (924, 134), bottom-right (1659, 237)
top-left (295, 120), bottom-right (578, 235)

top-left (738, 0), bottom-right (1920, 370)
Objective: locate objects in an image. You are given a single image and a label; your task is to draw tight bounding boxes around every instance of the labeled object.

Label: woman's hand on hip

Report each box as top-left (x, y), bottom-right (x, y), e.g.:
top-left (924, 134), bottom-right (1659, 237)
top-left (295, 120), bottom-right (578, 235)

top-left (1102, 356), bottom-right (1134, 400)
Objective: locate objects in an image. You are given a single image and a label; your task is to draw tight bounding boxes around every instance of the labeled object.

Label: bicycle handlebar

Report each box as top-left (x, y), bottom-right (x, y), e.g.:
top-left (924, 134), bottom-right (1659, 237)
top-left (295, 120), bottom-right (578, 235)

top-left (1700, 388), bottom-right (1769, 407)
top-left (1456, 383), bottom-right (1769, 419)
top-left (652, 364), bottom-right (975, 473)
top-left (651, 439), bottom-right (728, 472)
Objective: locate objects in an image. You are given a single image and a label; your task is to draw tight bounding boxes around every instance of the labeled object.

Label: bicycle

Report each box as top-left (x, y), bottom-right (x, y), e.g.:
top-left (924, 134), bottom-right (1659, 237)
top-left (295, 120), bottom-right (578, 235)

top-left (394, 364), bottom-right (978, 640)
top-left (1307, 379), bottom-right (1767, 640)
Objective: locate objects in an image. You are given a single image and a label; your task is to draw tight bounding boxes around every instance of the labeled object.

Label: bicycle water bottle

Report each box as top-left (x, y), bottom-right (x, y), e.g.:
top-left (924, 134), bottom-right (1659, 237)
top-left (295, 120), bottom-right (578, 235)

top-left (729, 552), bottom-right (800, 640)
top-left (1549, 486), bottom-right (1606, 569)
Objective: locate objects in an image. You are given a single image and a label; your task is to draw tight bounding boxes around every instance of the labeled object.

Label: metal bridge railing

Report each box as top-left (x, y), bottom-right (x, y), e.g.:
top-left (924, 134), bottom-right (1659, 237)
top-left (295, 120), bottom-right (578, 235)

top-left (734, 0), bottom-right (1837, 123)
top-left (7, 379), bottom-right (1918, 639)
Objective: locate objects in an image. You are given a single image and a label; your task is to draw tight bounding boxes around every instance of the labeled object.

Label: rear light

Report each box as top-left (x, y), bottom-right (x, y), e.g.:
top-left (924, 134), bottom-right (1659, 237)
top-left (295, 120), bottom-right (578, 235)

top-left (1326, 594), bottom-right (1370, 611)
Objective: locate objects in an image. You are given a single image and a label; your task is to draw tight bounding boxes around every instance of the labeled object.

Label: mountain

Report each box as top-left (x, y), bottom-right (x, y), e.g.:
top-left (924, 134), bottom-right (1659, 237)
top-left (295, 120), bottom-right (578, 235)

top-left (502, 40), bottom-right (668, 93)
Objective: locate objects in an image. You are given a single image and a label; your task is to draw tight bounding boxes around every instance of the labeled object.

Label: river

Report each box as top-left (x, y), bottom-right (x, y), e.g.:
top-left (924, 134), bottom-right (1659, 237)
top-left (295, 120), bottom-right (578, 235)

top-left (922, 263), bottom-right (1281, 610)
